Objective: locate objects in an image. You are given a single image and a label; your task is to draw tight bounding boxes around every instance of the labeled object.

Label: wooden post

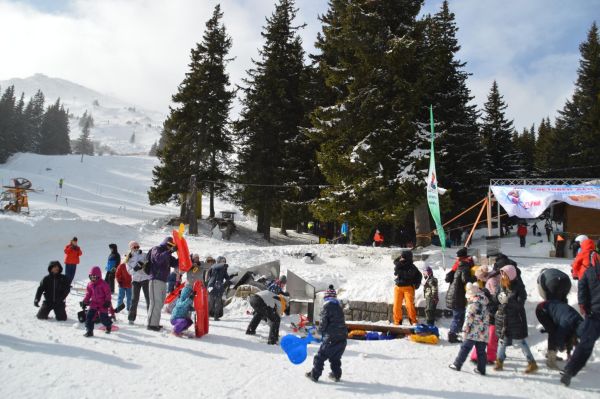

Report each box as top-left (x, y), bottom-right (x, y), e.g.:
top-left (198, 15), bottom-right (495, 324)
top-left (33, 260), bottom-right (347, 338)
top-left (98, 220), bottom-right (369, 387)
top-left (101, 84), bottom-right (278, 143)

top-left (487, 189), bottom-right (493, 236)
top-left (414, 202), bottom-right (431, 247)
top-left (465, 198), bottom-right (488, 247)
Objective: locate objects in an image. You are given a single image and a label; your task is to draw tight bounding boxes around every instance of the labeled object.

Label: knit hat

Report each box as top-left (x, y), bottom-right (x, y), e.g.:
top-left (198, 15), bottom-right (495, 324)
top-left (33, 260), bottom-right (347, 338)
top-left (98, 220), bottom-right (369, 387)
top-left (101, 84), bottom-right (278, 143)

top-left (216, 256), bottom-right (226, 264)
top-left (466, 282), bottom-right (480, 298)
top-left (128, 240), bottom-right (139, 249)
top-left (475, 265), bottom-right (489, 281)
top-left (456, 247), bottom-right (468, 257)
top-left (279, 275), bottom-right (287, 284)
top-left (500, 265), bottom-right (517, 281)
top-left (324, 284), bottom-right (337, 298)
top-left (109, 243), bottom-right (117, 250)
top-left (421, 265), bottom-right (433, 275)
top-left (72, 237), bottom-right (78, 242)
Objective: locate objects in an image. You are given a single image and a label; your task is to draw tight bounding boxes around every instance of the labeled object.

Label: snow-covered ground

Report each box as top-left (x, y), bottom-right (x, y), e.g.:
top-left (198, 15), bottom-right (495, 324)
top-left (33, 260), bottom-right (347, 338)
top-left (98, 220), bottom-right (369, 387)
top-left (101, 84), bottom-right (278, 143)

top-left (0, 153), bottom-right (598, 398)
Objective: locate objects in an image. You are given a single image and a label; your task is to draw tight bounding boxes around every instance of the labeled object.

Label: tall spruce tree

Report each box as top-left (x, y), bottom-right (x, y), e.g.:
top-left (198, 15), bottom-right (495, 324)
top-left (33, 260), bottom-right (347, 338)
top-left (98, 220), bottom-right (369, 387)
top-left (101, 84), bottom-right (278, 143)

top-left (420, 1), bottom-right (486, 212)
top-left (514, 124), bottom-right (536, 175)
top-left (22, 90), bottom-right (46, 152)
top-left (535, 117), bottom-right (556, 175)
top-left (38, 99), bottom-right (71, 155)
top-left (0, 86), bottom-right (17, 163)
top-left (554, 22), bottom-right (600, 177)
top-left (149, 4), bottom-right (235, 219)
top-left (309, 0), bottom-right (425, 243)
top-left (73, 111), bottom-right (94, 155)
top-left (234, 0), bottom-right (309, 241)
top-left (480, 81), bottom-right (521, 179)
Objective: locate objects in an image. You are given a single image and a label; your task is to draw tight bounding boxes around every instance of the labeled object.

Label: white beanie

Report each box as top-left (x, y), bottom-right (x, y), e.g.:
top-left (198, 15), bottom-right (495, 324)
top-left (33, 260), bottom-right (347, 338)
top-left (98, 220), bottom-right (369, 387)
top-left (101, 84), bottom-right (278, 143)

top-left (128, 240), bottom-right (140, 249)
top-left (466, 282), bottom-right (480, 298)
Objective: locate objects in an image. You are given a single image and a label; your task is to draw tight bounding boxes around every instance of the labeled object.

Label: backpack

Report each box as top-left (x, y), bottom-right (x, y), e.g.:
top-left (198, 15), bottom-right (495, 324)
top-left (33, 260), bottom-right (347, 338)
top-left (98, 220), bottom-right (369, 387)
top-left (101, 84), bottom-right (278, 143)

top-left (142, 249), bottom-right (153, 275)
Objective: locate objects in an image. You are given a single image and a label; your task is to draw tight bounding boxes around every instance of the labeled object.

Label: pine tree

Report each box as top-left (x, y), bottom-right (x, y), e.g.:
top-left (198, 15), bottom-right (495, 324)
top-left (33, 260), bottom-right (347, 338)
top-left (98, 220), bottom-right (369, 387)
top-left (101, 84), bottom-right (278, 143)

top-left (0, 86), bottom-right (17, 163)
top-left (150, 4), bottom-right (235, 220)
top-left (129, 132), bottom-right (136, 144)
top-left (480, 81), bottom-right (521, 179)
top-left (148, 141), bottom-right (158, 156)
top-left (534, 117), bottom-right (555, 175)
top-left (39, 99), bottom-right (71, 155)
top-left (555, 22), bottom-right (600, 177)
top-left (308, 0), bottom-right (425, 243)
top-left (23, 90), bottom-right (46, 152)
top-left (514, 124), bottom-right (536, 175)
top-left (420, 1), bottom-right (486, 212)
top-left (234, 0), bottom-right (310, 240)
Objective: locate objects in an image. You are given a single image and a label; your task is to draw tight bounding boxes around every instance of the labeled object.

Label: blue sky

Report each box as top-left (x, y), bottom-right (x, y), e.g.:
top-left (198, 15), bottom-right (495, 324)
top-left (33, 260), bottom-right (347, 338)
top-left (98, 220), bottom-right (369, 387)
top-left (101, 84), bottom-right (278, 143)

top-left (1, 0), bottom-right (598, 131)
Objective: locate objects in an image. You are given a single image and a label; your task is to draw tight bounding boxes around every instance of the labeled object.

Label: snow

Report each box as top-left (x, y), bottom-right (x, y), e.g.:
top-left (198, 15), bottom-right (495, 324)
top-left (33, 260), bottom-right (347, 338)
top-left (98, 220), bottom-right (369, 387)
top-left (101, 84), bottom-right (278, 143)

top-left (1, 153), bottom-right (599, 398)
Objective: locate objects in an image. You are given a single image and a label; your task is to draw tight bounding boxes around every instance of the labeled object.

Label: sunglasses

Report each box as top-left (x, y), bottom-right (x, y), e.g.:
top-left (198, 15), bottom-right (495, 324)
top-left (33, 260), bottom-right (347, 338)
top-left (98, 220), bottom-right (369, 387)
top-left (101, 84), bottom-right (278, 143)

top-left (89, 275), bottom-right (98, 280)
top-left (132, 246), bottom-right (140, 249)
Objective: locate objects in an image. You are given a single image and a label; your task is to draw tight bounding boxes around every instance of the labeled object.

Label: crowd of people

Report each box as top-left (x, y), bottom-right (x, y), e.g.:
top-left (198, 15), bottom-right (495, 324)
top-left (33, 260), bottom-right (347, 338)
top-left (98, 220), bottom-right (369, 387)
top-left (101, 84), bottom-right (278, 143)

top-left (33, 232), bottom-right (600, 388)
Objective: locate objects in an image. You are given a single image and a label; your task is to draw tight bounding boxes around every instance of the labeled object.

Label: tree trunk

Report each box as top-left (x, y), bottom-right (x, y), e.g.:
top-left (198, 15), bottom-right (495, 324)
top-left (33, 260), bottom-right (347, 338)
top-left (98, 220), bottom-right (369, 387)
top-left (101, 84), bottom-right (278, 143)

top-left (209, 182), bottom-right (215, 218)
top-left (263, 202), bottom-right (271, 242)
top-left (257, 208), bottom-right (264, 234)
top-left (279, 216), bottom-right (287, 236)
top-left (414, 201), bottom-right (431, 247)
top-left (179, 194), bottom-right (188, 220)
top-left (188, 175), bottom-right (198, 235)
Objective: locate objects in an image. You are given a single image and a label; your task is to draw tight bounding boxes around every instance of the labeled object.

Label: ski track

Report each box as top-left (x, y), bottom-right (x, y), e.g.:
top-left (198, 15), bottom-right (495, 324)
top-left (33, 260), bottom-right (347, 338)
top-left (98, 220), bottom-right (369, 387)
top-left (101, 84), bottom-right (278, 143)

top-left (0, 154), bottom-right (599, 398)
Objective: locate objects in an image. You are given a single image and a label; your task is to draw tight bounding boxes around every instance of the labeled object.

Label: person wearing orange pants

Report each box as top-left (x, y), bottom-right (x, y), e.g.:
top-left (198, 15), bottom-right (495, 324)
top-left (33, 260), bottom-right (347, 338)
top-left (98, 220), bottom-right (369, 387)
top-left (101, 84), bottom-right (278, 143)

top-left (393, 250), bottom-right (422, 325)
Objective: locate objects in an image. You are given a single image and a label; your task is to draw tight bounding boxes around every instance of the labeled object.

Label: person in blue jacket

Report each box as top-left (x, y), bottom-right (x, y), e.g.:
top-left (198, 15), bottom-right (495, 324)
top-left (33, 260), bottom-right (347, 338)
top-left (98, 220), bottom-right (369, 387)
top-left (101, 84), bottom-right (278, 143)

top-left (105, 243), bottom-right (121, 294)
top-left (170, 285), bottom-right (195, 336)
top-left (306, 285), bottom-right (347, 383)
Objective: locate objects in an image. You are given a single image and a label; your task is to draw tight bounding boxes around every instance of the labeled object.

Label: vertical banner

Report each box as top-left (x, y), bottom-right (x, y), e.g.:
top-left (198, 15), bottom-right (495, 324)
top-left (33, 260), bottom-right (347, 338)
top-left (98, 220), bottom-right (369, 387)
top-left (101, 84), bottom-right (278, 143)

top-left (426, 106), bottom-right (446, 251)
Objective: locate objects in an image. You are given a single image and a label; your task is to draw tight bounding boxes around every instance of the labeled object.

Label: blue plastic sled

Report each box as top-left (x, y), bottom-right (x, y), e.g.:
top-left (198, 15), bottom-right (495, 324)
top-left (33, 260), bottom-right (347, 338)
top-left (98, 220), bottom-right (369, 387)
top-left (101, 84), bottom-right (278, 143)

top-left (280, 333), bottom-right (315, 365)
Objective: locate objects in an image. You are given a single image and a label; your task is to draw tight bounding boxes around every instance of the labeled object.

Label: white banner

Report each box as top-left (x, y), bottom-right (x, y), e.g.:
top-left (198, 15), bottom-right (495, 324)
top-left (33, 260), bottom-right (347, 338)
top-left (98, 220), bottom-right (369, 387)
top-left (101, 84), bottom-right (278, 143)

top-left (491, 185), bottom-right (600, 218)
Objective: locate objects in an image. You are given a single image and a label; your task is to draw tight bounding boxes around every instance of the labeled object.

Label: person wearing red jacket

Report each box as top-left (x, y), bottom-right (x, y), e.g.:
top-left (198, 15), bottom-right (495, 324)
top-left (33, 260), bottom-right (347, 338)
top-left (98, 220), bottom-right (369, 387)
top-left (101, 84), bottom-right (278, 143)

top-left (115, 262), bottom-right (132, 313)
top-left (63, 237), bottom-right (82, 284)
top-left (517, 224), bottom-right (528, 248)
top-left (373, 230), bottom-right (384, 247)
top-left (571, 239), bottom-right (600, 280)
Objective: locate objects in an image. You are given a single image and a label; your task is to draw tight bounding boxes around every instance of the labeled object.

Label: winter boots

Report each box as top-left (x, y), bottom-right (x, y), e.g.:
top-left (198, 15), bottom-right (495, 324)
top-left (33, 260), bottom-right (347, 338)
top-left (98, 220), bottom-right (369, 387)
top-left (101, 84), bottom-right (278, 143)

top-left (114, 303), bottom-right (126, 313)
top-left (448, 332), bottom-right (461, 343)
top-left (448, 364), bottom-right (460, 371)
top-left (560, 371), bottom-right (572, 387)
top-left (524, 361), bottom-right (538, 374)
top-left (493, 360), bottom-right (503, 371)
top-left (546, 350), bottom-right (560, 370)
top-left (305, 372), bottom-right (318, 382)
top-left (245, 329), bottom-right (256, 335)
top-left (83, 331), bottom-right (93, 337)
top-left (104, 325), bottom-right (112, 334)
top-left (328, 373), bottom-right (341, 382)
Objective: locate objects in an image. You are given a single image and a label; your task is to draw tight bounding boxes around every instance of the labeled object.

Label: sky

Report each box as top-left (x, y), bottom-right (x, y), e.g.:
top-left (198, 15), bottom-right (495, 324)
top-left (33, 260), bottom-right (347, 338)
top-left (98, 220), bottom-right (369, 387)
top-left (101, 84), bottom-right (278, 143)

top-left (0, 0), bottom-right (598, 131)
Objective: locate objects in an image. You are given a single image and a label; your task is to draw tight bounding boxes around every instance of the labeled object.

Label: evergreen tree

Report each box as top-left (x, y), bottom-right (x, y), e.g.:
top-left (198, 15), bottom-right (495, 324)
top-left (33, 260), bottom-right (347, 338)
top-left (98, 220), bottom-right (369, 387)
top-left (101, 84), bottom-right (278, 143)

top-left (480, 81), bottom-right (521, 179)
top-left (234, 0), bottom-right (310, 240)
top-left (0, 86), bottom-right (17, 163)
top-left (308, 0), bottom-right (425, 243)
top-left (38, 99), bottom-right (71, 155)
top-left (555, 22), bottom-right (600, 177)
top-left (129, 132), bottom-right (136, 144)
top-left (420, 1), bottom-right (486, 212)
top-left (150, 5), bottom-right (235, 220)
top-left (534, 117), bottom-right (555, 175)
top-left (73, 111), bottom-right (94, 155)
top-left (514, 124), bottom-right (536, 175)
top-left (22, 90), bottom-right (46, 152)
top-left (149, 141), bottom-right (158, 156)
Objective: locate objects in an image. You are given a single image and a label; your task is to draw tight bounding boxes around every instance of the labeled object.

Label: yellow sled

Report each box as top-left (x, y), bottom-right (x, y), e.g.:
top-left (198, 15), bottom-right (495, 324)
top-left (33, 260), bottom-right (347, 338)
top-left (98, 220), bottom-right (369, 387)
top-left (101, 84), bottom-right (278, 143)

top-left (409, 334), bottom-right (439, 345)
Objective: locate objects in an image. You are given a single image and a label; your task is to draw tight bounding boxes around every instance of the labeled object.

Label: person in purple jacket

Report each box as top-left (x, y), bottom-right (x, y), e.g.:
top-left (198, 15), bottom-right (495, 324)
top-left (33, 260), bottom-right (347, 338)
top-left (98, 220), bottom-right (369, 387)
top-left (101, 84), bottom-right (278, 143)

top-left (81, 266), bottom-right (112, 337)
top-left (146, 237), bottom-right (178, 331)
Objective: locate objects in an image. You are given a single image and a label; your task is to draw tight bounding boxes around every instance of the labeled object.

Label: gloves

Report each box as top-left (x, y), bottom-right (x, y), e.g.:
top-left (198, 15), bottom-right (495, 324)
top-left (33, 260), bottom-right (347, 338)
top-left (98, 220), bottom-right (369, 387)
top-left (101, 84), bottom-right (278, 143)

top-left (103, 301), bottom-right (111, 308)
top-left (137, 249), bottom-right (142, 255)
top-left (498, 292), bottom-right (508, 304)
top-left (170, 246), bottom-right (178, 253)
top-left (207, 287), bottom-right (213, 293)
top-left (34, 299), bottom-right (40, 307)
top-left (79, 301), bottom-right (87, 309)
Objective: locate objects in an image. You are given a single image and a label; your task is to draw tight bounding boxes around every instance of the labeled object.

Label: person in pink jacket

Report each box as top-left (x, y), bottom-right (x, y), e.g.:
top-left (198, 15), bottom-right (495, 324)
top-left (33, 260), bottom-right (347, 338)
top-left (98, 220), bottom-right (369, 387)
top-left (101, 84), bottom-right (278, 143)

top-left (81, 266), bottom-right (112, 337)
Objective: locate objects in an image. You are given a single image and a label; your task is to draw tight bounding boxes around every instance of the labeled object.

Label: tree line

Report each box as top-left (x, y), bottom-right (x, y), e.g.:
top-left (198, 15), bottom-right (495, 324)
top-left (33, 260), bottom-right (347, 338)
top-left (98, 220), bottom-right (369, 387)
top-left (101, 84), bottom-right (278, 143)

top-left (149, 0), bottom-right (599, 243)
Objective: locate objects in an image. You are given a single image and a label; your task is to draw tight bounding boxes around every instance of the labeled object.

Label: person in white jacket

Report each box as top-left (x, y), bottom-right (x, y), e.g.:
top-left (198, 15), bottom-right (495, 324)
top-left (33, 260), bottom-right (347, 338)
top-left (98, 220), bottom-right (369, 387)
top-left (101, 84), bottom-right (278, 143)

top-left (125, 241), bottom-right (151, 325)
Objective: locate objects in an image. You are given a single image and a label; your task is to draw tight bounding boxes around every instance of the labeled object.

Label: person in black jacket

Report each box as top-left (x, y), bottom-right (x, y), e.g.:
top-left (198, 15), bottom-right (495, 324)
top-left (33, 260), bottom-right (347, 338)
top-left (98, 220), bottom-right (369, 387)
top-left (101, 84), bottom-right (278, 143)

top-left (306, 285), bottom-right (347, 383)
top-left (446, 260), bottom-right (475, 343)
top-left (207, 256), bottom-right (234, 321)
top-left (494, 265), bottom-right (538, 373)
top-left (561, 255), bottom-right (600, 386)
top-left (392, 250), bottom-right (422, 326)
top-left (34, 261), bottom-right (71, 321)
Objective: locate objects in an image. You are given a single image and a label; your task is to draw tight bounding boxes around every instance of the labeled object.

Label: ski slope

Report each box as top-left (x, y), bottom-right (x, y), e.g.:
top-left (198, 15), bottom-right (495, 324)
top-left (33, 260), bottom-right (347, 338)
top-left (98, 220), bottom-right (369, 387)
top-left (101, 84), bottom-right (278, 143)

top-left (0, 153), bottom-right (598, 398)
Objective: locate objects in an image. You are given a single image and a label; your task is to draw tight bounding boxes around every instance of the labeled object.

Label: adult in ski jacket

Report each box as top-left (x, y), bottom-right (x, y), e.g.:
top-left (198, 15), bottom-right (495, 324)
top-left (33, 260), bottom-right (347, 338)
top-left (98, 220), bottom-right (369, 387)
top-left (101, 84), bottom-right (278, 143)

top-left (517, 224), bottom-right (527, 247)
top-left (246, 289), bottom-right (287, 344)
top-left (446, 260), bottom-right (475, 343)
top-left (63, 237), bottom-right (82, 283)
top-left (571, 239), bottom-right (599, 280)
top-left (207, 257), bottom-right (233, 320)
top-left (536, 299), bottom-right (583, 369)
top-left (449, 247), bottom-right (474, 272)
top-left (373, 230), bottom-right (384, 247)
top-left (105, 243), bottom-right (121, 293)
top-left (147, 237), bottom-right (178, 330)
top-left (34, 261), bottom-right (71, 320)
top-left (125, 241), bottom-right (150, 323)
top-left (83, 266), bottom-right (112, 313)
top-left (393, 250), bottom-right (422, 325)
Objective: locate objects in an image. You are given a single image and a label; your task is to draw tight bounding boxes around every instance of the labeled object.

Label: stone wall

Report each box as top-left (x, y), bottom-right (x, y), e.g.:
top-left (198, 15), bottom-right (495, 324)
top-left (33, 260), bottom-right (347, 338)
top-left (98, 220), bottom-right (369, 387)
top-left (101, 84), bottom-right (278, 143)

top-left (342, 300), bottom-right (448, 323)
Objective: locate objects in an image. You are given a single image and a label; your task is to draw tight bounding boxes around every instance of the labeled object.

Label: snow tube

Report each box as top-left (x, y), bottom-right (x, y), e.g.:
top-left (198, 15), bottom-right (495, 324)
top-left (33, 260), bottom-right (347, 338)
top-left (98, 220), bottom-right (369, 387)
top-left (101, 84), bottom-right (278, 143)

top-left (414, 324), bottom-right (439, 337)
top-left (365, 332), bottom-right (380, 340)
top-left (409, 334), bottom-right (439, 345)
top-left (537, 268), bottom-right (571, 301)
top-left (280, 333), bottom-right (315, 365)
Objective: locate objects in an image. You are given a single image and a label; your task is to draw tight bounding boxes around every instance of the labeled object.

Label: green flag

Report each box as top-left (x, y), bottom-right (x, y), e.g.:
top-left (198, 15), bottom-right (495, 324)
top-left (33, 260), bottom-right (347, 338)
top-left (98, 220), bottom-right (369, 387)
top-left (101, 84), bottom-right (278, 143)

top-left (427, 106), bottom-right (446, 250)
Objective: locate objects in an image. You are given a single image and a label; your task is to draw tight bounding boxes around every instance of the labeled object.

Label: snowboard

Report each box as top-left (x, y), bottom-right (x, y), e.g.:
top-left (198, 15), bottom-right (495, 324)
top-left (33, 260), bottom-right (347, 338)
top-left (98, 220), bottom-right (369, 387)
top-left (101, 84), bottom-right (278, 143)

top-left (193, 280), bottom-right (209, 337)
top-left (98, 325), bottom-right (120, 332)
top-left (172, 224), bottom-right (192, 272)
top-left (165, 283), bottom-right (185, 304)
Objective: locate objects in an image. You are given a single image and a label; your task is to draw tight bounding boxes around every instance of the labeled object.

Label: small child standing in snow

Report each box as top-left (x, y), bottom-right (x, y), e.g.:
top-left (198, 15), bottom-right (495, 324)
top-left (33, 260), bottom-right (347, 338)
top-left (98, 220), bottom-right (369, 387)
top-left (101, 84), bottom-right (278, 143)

top-left (306, 285), bottom-right (347, 383)
top-left (422, 266), bottom-right (438, 326)
top-left (449, 283), bottom-right (489, 375)
top-left (82, 266), bottom-right (113, 337)
top-left (115, 262), bottom-right (132, 313)
top-left (170, 285), bottom-right (195, 336)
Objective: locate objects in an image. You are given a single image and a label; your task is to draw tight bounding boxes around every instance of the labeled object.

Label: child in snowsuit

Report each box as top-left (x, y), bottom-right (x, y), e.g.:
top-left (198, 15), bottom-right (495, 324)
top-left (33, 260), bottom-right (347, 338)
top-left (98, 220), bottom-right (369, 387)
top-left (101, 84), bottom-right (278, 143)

top-left (494, 265), bottom-right (538, 373)
top-left (105, 243), bottom-right (121, 293)
top-left (422, 266), bottom-right (438, 326)
top-left (446, 250), bottom-right (476, 343)
top-left (245, 289), bottom-right (287, 345)
top-left (34, 261), bottom-right (71, 321)
top-left (470, 265), bottom-right (499, 364)
top-left (82, 266), bottom-right (113, 337)
top-left (115, 263), bottom-right (132, 313)
top-left (306, 285), bottom-right (347, 382)
top-left (449, 283), bottom-right (490, 375)
top-left (170, 285), bottom-right (195, 336)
